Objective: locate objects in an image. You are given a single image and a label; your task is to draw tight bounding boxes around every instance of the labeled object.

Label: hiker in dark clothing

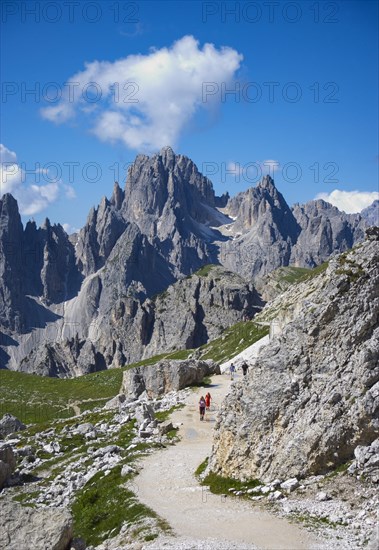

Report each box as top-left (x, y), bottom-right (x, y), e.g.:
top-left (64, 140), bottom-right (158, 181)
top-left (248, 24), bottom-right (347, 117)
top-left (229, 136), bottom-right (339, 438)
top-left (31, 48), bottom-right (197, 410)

top-left (241, 361), bottom-right (249, 376)
top-left (229, 363), bottom-right (236, 380)
top-left (199, 396), bottom-right (206, 420)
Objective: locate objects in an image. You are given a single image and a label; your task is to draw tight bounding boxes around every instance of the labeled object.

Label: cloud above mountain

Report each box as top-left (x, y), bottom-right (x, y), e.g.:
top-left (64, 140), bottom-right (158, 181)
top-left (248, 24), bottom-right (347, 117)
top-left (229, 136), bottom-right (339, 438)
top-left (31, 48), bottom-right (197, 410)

top-left (41, 36), bottom-right (243, 152)
top-left (0, 144), bottom-right (75, 216)
top-left (315, 189), bottom-right (379, 214)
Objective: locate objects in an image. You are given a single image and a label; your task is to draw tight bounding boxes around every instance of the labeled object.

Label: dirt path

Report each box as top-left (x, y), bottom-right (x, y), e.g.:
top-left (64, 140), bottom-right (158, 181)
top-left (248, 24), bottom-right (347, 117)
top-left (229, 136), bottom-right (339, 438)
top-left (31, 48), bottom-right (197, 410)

top-left (69, 400), bottom-right (81, 416)
top-left (137, 373), bottom-right (320, 549)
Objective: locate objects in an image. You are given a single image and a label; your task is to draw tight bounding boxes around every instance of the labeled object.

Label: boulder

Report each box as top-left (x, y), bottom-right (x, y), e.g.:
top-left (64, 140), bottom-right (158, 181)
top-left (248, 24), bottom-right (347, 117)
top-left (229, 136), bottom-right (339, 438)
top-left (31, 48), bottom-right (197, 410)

top-left (0, 500), bottom-right (72, 549)
top-left (0, 443), bottom-right (16, 489)
top-left (280, 478), bottom-right (299, 493)
top-left (73, 423), bottom-right (94, 435)
top-left (104, 394), bottom-right (127, 410)
top-left (121, 464), bottom-right (134, 477)
top-left (43, 441), bottom-right (61, 454)
top-left (0, 414), bottom-right (26, 438)
top-left (349, 439), bottom-right (379, 483)
top-left (134, 403), bottom-right (155, 428)
top-left (268, 490), bottom-right (283, 500)
top-left (122, 359), bottom-right (220, 399)
top-left (159, 422), bottom-right (174, 436)
top-left (16, 445), bottom-right (36, 458)
top-left (316, 491), bottom-right (331, 502)
top-left (69, 537), bottom-right (86, 550)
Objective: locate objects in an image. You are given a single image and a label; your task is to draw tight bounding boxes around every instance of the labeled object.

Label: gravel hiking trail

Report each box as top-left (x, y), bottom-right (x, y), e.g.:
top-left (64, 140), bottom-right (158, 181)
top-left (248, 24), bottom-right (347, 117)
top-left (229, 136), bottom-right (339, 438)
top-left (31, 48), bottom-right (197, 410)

top-left (137, 373), bottom-right (321, 549)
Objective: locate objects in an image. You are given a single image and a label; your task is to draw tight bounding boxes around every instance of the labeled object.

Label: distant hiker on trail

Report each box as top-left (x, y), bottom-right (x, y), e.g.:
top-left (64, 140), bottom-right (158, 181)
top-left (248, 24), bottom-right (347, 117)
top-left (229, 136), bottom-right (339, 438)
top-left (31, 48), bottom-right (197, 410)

top-left (229, 363), bottom-right (236, 380)
top-left (199, 396), bottom-right (206, 421)
top-left (205, 392), bottom-right (211, 410)
top-left (241, 361), bottom-right (249, 376)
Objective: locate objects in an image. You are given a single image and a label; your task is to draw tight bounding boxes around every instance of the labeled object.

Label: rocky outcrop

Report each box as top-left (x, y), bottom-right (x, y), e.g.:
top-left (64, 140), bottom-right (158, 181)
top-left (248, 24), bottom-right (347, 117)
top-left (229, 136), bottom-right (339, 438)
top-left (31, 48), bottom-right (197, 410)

top-left (361, 199), bottom-right (379, 227)
top-left (141, 265), bottom-right (261, 354)
top-left (290, 199), bottom-right (366, 268)
top-left (0, 443), bottom-right (16, 489)
top-left (0, 414), bottom-right (26, 438)
top-left (209, 240), bottom-right (379, 482)
top-left (348, 439), bottom-right (379, 483)
top-left (0, 383), bottom-right (191, 539)
top-left (122, 359), bottom-right (220, 399)
top-left (253, 266), bottom-right (310, 302)
top-left (12, 265), bottom-right (259, 376)
top-left (0, 500), bottom-right (72, 549)
top-left (75, 187), bottom-right (127, 277)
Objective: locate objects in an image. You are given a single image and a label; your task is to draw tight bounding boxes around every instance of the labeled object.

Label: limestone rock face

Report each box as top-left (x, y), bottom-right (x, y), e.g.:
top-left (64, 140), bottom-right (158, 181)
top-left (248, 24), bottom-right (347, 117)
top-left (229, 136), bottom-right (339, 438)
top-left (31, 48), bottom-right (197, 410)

top-left (209, 240), bottom-right (379, 482)
top-left (13, 265), bottom-right (260, 376)
top-left (122, 359), bottom-right (220, 399)
top-left (361, 199), bottom-right (379, 227)
top-left (0, 193), bottom-right (81, 334)
top-left (0, 500), bottom-right (72, 550)
top-left (290, 199), bottom-right (366, 268)
top-left (75, 188), bottom-right (127, 277)
top-left (0, 194), bottom-right (25, 332)
top-left (139, 265), bottom-right (261, 356)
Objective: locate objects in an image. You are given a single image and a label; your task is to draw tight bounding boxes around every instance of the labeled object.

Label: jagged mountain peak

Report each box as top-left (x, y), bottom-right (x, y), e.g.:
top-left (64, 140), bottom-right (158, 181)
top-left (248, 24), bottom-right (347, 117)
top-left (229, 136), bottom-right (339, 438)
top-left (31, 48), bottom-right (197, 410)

top-left (158, 145), bottom-right (175, 165)
top-left (0, 193), bottom-right (20, 219)
top-left (122, 148), bottom-right (227, 233)
top-left (361, 199), bottom-right (379, 226)
top-left (257, 174), bottom-right (276, 191)
top-left (110, 181), bottom-right (124, 210)
top-left (41, 218), bottom-right (51, 230)
top-left (294, 198), bottom-right (340, 214)
top-left (125, 147), bottom-right (228, 207)
top-left (225, 175), bottom-right (296, 226)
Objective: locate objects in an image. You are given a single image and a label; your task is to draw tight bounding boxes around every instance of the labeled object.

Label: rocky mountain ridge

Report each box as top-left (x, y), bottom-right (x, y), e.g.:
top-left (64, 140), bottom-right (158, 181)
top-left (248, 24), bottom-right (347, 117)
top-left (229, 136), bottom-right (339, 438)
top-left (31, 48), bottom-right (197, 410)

top-left (209, 239), bottom-right (379, 482)
top-left (0, 147), bottom-right (377, 376)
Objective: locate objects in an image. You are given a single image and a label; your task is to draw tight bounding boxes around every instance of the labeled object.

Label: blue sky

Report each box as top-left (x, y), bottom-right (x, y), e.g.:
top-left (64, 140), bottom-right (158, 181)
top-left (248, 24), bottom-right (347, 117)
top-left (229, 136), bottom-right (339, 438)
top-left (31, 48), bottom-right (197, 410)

top-left (1, 0), bottom-right (378, 231)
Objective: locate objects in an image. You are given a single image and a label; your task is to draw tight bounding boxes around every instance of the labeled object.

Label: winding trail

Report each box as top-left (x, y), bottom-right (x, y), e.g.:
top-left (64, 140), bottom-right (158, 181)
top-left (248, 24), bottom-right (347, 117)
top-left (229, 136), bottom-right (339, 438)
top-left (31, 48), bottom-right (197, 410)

top-left (137, 373), bottom-right (320, 549)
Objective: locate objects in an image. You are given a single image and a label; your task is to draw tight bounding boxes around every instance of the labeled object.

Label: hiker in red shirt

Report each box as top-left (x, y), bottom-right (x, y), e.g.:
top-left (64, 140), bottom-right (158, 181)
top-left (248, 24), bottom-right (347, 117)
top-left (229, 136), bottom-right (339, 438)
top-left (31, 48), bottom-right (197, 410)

top-left (205, 392), bottom-right (211, 410)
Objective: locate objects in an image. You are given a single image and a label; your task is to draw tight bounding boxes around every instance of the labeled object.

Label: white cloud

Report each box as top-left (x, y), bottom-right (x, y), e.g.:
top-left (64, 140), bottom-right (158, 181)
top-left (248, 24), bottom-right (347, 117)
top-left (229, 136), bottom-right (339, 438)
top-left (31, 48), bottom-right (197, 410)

top-left (0, 144), bottom-right (75, 215)
top-left (0, 144), bottom-right (17, 163)
top-left (315, 189), bottom-right (379, 214)
top-left (41, 103), bottom-right (75, 124)
top-left (0, 145), bottom-right (23, 195)
top-left (64, 185), bottom-right (76, 199)
top-left (20, 183), bottom-right (60, 215)
top-left (41, 35), bottom-right (243, 152)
